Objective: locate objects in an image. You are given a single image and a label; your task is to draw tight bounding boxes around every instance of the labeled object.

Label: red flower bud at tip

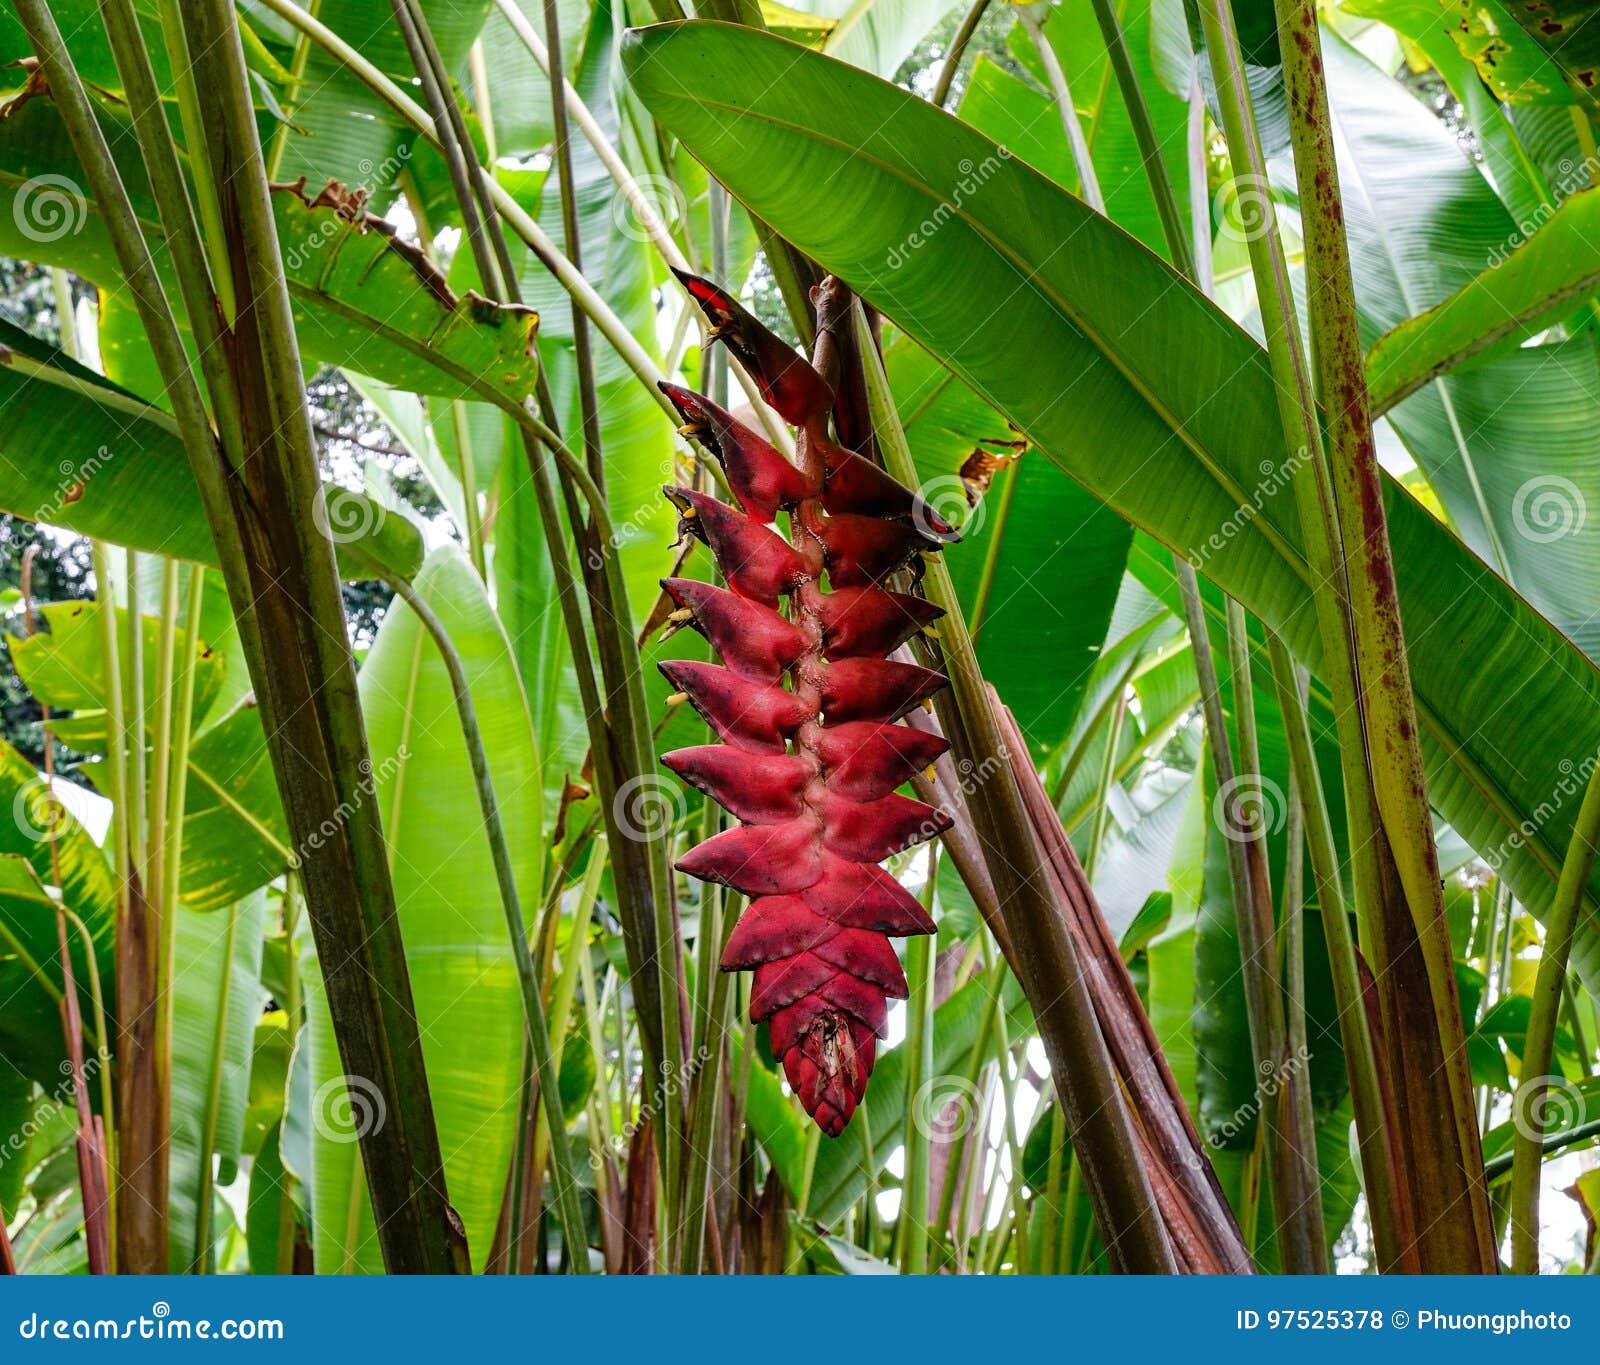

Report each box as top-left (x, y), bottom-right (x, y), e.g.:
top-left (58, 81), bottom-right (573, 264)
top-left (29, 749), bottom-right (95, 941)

top-left (671, 270), bottom-right (833, 425)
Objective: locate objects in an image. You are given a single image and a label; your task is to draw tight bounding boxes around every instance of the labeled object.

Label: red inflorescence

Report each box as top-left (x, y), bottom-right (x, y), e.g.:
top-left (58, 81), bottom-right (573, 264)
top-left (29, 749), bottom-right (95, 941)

top-left (659, 276), bottom-right (957, 1136)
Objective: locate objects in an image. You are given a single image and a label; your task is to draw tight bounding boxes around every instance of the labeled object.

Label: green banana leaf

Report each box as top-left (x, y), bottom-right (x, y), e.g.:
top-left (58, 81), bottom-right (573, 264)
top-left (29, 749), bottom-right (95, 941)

top-left (167, 891), bottom-right (267, 1271)
top-left (175, 707), bottom-right (293, 913)
top-left (275, 185), bottom-right (543, 405)
top-left (0, 316), bottom-right (421, 580)
top-left (0, 82), bottom-right (546, 413)
top-left (302, 545), bottom-right (538, 1273)
top-left (622, 20), bottom-right (1600, 988)
top-left (8, 599), bottom-right (292, 911)
top-left (8, 599), bottom-right (224, 735)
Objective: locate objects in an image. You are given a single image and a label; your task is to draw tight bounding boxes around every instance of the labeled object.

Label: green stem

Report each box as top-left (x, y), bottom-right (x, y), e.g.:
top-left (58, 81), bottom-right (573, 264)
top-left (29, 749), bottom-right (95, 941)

top-left (1510, 753), bottom-right (1600, 1273)
top-left (1020, 6), bottom-right (1105, 214)
top-left (447, 402), bottom-right (486, 578)
top-left (932, 0), bottom-right (993, 109)
top-left (1270, 0), bottom-right (1494, 1270)
top-left (46, 0), bottom-right (460, 1271)
top-left (1088, 0), bottom-right (1190, 270)
top-left (1265, 634), bottom-right (1397, 1264)
top-left (190, 895), bottom-right (238, 1273)
top-left (897, 852), bottom-right (937, 1275)
top-left (1087, 0), bottom-right (1324, 1266)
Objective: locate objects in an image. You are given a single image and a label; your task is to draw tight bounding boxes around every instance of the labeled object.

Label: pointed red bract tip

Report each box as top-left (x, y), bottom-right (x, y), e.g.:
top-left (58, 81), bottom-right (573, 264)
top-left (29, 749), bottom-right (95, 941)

top-left (671, 269), bottom-right (834, 426)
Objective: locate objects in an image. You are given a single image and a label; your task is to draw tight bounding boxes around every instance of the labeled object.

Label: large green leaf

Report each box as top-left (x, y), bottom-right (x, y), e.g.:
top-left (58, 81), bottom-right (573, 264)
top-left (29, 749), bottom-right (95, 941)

top-left (167, 891), bottom-right (267, 1271)
top-left (176, 707), bottom-right (293, 913)
top-left (622, 21), bottom-right (1600, 984)
top-left (0, 77), bottom-right (545, 415)
top-left (275, 185), bottom-right (543, 404)
top-left (8, 599), bottom-right (292, 910)
top-left (1336, 0), bottom-right (1591, 109)
top-left (303, 545), bottom-right (537, 1273)
top-left (958, 54), bottom-right (1083, 194)
top-left (0, 317), bottom-right (421, 580)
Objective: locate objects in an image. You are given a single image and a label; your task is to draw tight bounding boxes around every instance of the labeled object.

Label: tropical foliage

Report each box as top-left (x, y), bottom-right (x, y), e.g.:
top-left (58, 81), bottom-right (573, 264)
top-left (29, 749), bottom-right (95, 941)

top-left (0, 0), bottom-right (1597, 1276)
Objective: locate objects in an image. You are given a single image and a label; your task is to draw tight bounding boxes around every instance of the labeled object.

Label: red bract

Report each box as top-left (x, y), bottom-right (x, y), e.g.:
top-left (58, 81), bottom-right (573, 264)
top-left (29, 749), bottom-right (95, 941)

top-left (661, 276), bottom-right (957, 1136)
